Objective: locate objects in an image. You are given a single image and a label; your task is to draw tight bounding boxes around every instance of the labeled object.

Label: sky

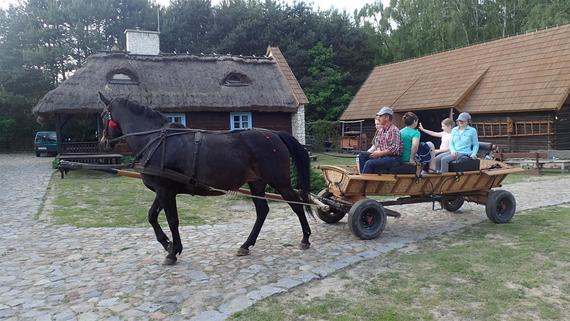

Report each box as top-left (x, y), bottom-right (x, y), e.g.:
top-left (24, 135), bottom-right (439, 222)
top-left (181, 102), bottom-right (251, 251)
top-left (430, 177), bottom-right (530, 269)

top-left (0, 0), bottom-right (389, 13)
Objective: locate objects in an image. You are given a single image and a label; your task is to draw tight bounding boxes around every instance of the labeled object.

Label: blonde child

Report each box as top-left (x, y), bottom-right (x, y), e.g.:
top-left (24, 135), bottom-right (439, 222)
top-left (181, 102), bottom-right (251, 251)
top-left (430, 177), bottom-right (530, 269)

top-left (419, 118), bottom-right (454, 154)
top-left (419, 118), bottom-right (454, 173)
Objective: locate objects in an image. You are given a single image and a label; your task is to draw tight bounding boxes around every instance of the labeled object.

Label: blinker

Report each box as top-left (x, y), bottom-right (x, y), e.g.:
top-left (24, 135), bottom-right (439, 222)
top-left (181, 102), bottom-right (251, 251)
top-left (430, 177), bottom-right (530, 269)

top-left (108, 119), bottom-right (119, 129)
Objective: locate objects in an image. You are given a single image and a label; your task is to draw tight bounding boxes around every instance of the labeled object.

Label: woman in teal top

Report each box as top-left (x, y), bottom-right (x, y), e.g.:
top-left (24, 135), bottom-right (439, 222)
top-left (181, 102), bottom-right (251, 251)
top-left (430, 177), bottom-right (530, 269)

top-left (400, 112), bottom-right (421, 163)
top-left (434, 112), bottom-right (479, 172)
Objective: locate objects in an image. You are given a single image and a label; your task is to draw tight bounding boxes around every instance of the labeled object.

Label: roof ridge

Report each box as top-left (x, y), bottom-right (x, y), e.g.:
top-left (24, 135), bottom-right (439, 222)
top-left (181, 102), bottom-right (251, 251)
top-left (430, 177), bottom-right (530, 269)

top-left (91, 51), bottom-right (274, 63)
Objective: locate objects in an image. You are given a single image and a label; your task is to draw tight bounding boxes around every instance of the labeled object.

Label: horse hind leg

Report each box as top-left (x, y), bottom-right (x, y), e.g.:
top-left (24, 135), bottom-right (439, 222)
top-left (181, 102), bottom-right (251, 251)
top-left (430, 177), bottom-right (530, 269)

top-left (237, 181), bottom-right (269, 256)
top-left (148, 195), bottom-right (170, 252)
top-left (275, 186), bottom-right (312, 250)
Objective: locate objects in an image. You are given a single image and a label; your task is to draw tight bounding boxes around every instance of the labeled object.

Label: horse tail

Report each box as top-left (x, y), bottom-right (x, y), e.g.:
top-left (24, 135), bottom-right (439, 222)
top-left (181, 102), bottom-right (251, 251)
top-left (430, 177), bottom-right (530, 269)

top-left (276, 131), bottom-right (314, 219)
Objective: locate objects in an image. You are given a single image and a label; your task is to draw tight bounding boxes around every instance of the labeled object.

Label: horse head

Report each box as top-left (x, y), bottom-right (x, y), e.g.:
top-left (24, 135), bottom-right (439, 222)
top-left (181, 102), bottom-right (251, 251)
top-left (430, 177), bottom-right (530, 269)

top-left (98, 92), bottom-right (123, 151)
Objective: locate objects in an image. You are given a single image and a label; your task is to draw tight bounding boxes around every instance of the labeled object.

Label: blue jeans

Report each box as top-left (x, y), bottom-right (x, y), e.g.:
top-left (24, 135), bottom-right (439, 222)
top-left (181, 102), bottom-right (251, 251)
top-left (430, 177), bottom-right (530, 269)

top-left (357, 152), bottom-right (401, 174)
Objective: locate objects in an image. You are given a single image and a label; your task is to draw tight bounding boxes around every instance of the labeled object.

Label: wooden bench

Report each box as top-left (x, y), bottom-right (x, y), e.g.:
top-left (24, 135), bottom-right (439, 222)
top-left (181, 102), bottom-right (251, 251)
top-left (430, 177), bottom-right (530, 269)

top-left (495, 151), bottom-right (569, 174)
top-left (57, 153), bottom-right (124, 165)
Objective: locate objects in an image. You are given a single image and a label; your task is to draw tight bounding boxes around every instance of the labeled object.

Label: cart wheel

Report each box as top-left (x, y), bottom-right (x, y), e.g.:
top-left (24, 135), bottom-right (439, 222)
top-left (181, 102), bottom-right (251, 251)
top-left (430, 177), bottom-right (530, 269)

top-left (441, 197), bottom-right (465, 212)
top-left (485, 190), bottom-right (516, 224)
top-left (316, 189), bottom-right (346, 224)
top-left (348, 199), bottom-right (387, 240)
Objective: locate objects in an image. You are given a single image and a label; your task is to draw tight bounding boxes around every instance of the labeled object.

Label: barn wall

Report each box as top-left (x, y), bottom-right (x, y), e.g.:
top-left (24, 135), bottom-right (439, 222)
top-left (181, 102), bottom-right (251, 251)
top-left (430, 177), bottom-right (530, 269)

top-left (554, 99), bottom-right (570, 150)
top-left (185, 111), bottom-right (292, 133)
top-left (471, 112), bottom-right (555, 152)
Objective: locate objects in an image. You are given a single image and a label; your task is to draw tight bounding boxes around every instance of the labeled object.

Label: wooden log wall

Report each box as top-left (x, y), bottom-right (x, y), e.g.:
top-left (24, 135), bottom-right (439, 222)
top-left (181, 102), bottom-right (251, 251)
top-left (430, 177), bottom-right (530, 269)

top-left (471, 112), bottom-right (554, 152)
top-left (186, 111), bottom-right (292, 133)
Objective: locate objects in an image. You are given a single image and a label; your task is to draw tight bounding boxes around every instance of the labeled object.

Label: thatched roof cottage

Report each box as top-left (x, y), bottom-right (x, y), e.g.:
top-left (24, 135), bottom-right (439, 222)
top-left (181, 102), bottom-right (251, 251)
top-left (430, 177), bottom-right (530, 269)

top-left (342, 24), bottom-right (570, 152)
top-left (33, 29), bottom-right (308, 154)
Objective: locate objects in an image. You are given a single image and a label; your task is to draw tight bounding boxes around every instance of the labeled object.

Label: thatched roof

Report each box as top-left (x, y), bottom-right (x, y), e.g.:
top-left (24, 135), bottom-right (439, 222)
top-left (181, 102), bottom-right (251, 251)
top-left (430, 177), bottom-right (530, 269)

top-left (342, 24), bottom-right (570, 120)
top-left (33, 47), bottom-right (307, 116)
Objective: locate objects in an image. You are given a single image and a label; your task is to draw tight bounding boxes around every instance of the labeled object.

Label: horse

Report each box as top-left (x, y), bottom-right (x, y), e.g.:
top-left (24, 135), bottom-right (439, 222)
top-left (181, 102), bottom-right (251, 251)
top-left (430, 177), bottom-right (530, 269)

top-left (97, 92), bottom-right (313, 265)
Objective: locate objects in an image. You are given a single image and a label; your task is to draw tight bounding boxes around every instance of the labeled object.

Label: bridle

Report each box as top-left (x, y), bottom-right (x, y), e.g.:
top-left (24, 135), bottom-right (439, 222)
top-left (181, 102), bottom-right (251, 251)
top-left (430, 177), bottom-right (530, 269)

top-left (100, 99), bottom-right (120, 144)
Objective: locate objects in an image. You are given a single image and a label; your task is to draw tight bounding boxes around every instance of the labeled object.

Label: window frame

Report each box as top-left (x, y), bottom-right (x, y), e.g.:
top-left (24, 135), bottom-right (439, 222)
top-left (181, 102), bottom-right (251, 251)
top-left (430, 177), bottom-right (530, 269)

top-left (164, 113), bottom-right (187, 126)
top-left (222, 72), bottom-right (251, 87)
top-left (107, 69), bottom-right (139, 85)
top-left (230, 112), bottom-right (253, 130)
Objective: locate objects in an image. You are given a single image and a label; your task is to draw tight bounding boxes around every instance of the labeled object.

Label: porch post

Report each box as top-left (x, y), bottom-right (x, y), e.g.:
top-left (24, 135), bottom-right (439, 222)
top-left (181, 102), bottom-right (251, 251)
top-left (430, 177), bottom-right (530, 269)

top-left (55, 114), bottom-right (63, 155)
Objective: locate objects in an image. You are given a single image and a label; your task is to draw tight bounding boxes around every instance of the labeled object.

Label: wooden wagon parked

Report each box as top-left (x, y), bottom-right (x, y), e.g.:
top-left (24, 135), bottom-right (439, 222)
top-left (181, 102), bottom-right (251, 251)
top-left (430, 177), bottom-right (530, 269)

top-left (314, 160), bottom-right (524, 239)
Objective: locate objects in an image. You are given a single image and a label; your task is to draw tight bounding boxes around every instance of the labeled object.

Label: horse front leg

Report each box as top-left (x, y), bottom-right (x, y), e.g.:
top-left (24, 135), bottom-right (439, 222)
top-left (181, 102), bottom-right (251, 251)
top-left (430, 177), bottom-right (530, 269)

top-left (148, 195), bottom-right (170, 252)
top-left (276, 186), bottom-right (312, 250)
top-left (157, 190), bottom-right (183, 265)
top-left (237, 182), bottom-right (269, 256)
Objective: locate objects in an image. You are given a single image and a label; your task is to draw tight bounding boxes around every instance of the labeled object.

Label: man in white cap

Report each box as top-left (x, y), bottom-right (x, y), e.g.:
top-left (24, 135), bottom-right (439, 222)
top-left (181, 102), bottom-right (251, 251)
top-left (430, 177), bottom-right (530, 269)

top-left (357, 106), bottom-right (403, 173)
top-left (433, 112), bottom-right (480, 173)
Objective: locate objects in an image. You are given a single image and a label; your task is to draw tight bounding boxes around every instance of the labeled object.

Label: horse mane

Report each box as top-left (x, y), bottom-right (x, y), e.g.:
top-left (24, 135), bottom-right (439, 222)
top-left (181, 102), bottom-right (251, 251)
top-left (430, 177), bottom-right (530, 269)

top-left (116, 98), bottom-right (168, 126)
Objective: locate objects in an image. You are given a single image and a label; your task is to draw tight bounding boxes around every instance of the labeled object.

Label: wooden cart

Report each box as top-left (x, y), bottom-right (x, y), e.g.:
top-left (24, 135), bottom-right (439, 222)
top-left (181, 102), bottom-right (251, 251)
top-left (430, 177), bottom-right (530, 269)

top-left (314, 160), bottom-right (525, 240)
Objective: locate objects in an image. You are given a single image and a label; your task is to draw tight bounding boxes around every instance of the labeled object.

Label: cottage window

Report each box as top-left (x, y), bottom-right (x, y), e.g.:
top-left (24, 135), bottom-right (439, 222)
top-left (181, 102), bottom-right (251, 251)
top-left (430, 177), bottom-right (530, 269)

top-left (164, 113), bottom-right (186, 126)
top-left (107, 70), bottom-right (139, 85)
top-left (230, 112), bottom-right (252, 130)
top-left (222, 72), bottom-right (251, 87)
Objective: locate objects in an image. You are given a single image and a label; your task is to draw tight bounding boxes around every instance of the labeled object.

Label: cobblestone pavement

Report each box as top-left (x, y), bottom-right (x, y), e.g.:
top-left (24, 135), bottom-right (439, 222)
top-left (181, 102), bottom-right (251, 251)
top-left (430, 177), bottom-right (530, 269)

top-left (1, 154), bottom-right (569, 321)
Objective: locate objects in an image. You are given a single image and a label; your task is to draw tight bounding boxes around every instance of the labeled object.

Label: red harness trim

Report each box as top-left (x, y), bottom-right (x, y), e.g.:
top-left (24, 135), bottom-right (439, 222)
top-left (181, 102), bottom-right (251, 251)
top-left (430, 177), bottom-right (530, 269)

top-left (108, 119), bottom-right (119, 129)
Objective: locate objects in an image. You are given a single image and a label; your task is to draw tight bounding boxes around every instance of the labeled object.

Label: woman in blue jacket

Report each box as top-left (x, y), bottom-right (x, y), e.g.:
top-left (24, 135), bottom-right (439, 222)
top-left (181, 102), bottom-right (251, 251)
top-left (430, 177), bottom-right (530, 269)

top-left (433, 112), bottom-right (479, 173)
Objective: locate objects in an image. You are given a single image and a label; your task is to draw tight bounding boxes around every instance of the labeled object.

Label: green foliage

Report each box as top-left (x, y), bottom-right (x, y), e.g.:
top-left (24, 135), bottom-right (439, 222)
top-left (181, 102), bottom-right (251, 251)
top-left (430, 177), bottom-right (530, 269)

top-left (0, 90), bottom-right (40, 151)
top-left (304, 43), bottom-right (353, 121)
top-left (272, 164), bottom-right (326, 195)
top-left (381, 0), bottom-right (570, 61)
top-left (306, 120), bottom-right (340, 151)
top-left (51, 158), bottom-right (61, 169)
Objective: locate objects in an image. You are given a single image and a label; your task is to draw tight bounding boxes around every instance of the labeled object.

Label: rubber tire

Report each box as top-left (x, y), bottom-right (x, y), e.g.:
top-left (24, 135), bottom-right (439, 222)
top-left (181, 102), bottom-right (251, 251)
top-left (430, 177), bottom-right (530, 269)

top-left (316, 189), bottom-right (346, 224)
top-left (35, 152), bottom-right (40, 157)
top-left (348, 199), bottom-right (387, 240)
top-left (441, 197), bottom-right (465, 212)
top-left (486, 190), bottom-right (516, 224)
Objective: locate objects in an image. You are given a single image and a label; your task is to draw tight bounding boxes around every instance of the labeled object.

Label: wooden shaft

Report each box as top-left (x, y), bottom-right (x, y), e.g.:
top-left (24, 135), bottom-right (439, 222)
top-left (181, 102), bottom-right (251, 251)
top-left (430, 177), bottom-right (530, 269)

top-left (115, 170), bottom-right (143, 179)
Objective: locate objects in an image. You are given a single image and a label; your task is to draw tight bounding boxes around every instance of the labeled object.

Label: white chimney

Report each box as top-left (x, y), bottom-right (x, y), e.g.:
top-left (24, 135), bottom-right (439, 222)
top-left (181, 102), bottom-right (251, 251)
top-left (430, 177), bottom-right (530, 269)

top-left (124, 28), bottom-right (160, 55)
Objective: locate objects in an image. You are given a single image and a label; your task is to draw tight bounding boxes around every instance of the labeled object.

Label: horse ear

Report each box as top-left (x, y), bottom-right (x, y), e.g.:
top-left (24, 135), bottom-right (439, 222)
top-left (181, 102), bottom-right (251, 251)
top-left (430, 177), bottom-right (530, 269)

top-left (98, 91), bottom-right (111, 105)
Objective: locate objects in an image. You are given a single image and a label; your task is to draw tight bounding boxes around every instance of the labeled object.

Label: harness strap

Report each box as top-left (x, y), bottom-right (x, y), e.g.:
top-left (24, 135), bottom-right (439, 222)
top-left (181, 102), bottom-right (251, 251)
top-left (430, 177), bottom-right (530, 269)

top-left (190, 132), bottom-right (203, 184)
top-left (140, 135), bottom-right (164, 167)
top-left (160, 129), bottom-right (167, 170)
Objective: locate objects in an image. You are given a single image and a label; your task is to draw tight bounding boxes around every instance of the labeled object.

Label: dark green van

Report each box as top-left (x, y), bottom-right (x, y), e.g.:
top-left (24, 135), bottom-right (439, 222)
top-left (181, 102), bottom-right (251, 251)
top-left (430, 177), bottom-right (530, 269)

top-left (34, 131), bottom-right (58, 156)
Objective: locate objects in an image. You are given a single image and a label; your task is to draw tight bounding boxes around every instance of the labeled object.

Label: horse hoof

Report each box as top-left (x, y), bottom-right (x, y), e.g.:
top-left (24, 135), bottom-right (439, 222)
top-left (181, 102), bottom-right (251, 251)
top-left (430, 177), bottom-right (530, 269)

top-left (163, 257), bottom-right (177, 265)
top-left (299, 242), bottom-right (311, 250)
top-left (236, 248), bottom-right (250, 256)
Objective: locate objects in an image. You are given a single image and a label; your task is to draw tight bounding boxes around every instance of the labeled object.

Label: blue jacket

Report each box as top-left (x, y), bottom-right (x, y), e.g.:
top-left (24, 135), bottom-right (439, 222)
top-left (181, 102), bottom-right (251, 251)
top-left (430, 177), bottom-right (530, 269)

top-left (450, 126), bottom-right (479, 157)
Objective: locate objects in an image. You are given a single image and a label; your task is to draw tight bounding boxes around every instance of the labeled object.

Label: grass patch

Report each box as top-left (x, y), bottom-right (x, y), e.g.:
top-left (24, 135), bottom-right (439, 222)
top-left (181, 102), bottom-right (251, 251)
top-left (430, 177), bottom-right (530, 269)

top-left (502, 170), bottom-right (569, 185)
top-left (43, 170), bottom-right (285, 227)
top-left (312, 152), bottom-right (356, 167)
top-left (230, 206), bottom-right (570, 321)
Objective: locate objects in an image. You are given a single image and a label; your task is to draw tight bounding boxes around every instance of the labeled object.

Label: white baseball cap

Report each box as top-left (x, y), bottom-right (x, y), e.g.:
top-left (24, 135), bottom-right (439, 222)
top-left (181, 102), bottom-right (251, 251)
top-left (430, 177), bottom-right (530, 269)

top-left (457, 112), bottom-right (471, 121)
top-left (376, 106), bottom-right (394, 116)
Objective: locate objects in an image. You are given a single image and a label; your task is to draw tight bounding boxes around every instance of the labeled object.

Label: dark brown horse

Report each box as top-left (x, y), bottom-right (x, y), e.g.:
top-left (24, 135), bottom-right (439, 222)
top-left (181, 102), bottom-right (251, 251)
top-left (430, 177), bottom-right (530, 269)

top-left (98, 93), bottom-right (313, 265)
